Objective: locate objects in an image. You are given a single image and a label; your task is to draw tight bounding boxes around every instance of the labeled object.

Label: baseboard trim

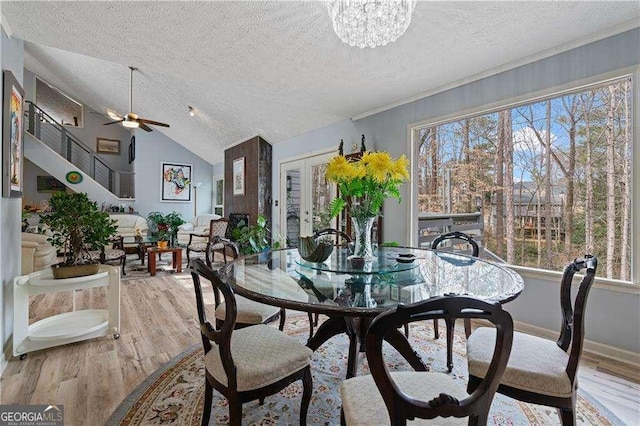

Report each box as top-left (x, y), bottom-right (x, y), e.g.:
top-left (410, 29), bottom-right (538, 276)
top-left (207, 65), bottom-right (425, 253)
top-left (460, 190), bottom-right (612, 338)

top-left (512, 320), bottom-right (640, 365)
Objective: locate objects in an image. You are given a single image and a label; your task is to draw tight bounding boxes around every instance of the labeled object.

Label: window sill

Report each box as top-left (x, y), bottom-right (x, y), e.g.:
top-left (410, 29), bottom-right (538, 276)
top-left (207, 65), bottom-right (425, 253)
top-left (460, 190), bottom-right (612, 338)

top-left (508, 264), bottom-right (640, 295)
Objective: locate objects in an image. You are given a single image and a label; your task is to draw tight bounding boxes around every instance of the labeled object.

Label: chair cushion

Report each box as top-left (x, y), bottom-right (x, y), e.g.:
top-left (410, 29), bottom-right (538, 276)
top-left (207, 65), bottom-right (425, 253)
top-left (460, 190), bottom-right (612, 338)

top-left (203, 324), bottom-right (312, 392)
top-left (467, 327), bottom-right (572, 398)
top-left (340, 371), bottom-right (468, 425)
top-left (188, 242), bottom-right (208, 252)
top-left (215, 295), bottom-right (280, 325)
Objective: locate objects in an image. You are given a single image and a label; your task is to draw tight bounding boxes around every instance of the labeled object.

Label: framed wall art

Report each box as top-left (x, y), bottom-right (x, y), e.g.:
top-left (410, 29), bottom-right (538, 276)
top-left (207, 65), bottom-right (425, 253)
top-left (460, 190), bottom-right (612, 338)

top-left (2, 70), bottom-right (25, 198)
top-left (36, 175), bottom-right (66, 192)
top-left (96, 137), bottom-right (121, 155)
top-left (161, 162), bottom-right (192, 202)
top-left (233, 157), bottom-right (245, 196)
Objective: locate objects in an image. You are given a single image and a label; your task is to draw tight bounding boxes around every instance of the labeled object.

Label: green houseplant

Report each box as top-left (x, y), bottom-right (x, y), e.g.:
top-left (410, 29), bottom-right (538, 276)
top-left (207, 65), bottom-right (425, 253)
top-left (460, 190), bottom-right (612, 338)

top-left (147, 211), bottom-right (185, 246)
top-left (40, 192), bottom-right (118, 278)
top-left (231, 215), bottom-right (280, 256)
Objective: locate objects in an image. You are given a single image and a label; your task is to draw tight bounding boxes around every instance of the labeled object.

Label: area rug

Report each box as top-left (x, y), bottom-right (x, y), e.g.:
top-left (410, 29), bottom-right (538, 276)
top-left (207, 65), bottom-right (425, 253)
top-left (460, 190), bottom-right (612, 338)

top-left (107, 315), bottom-right (623, 425)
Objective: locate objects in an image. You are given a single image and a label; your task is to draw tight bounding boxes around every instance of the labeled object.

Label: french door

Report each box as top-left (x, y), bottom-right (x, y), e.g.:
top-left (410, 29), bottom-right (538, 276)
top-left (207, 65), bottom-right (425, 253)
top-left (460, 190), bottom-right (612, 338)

top-left (280, 152), bottom-right (336, 247)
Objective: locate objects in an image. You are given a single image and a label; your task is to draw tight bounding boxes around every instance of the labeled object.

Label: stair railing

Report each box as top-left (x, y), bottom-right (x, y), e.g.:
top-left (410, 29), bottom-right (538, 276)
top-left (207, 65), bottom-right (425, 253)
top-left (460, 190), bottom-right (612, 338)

top-left (25, 101), bottom-right (134, 198)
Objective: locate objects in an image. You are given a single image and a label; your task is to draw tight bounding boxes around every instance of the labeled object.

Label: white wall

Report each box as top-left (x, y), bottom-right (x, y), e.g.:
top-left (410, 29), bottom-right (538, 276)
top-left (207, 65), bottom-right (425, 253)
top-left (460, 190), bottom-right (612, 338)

top-left (22, 69), bottom-right (133, 174)
top-left (272, 28), bottom-right (640, 355)
top-left (134, 129), bottom-right (214, 221)
top-left (1, 27), bottom-right (24, 370)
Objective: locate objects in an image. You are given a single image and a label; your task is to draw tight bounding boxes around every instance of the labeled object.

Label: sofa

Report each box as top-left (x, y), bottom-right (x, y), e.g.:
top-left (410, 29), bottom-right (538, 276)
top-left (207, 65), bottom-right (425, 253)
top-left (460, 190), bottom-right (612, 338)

top-left (21, 232), bottom-right (58, 275)
top-left (177, 214), bottom-right (222, 245)
top-left (109, 214), bottom-right (148, 253)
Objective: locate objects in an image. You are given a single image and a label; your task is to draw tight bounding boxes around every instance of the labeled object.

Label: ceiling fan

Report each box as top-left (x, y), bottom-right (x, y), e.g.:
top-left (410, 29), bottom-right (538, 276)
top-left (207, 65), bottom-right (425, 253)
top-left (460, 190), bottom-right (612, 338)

top-left (103, 66), bottom-right (170, 132)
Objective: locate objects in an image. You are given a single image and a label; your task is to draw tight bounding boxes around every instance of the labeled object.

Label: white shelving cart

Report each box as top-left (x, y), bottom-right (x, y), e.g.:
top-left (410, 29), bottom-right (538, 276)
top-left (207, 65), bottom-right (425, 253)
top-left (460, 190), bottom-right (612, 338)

top-left (13, 265), bottom-right (121, 359)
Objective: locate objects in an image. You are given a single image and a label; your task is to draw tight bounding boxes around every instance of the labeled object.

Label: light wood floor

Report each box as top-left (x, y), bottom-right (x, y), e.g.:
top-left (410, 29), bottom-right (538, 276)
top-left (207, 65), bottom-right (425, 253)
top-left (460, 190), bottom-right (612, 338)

top-left (1, 271), bottom-right (639, 425)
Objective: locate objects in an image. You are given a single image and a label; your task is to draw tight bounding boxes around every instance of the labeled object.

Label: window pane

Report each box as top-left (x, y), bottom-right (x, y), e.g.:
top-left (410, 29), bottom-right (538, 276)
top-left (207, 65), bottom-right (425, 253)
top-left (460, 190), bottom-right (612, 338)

top-left (416, 77), bottom-right (633, 281)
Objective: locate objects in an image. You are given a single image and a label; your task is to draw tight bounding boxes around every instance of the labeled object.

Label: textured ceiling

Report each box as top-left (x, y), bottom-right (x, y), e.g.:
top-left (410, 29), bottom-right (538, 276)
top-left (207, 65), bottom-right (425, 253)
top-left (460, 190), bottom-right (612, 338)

top-left (2, 1), bottom-right (639, 165)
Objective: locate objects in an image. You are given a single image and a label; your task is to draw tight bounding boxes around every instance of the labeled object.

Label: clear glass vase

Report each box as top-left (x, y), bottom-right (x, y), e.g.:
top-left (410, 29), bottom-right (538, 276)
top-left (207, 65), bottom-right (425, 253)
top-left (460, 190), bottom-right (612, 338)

top-left (351, 215), bottom-right (376, 259)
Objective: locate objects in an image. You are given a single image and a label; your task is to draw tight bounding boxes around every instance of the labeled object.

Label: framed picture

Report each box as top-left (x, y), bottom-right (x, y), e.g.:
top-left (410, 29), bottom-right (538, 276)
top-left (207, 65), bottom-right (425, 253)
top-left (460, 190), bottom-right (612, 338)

top-left (96, 137), bottom-right (121, 155)
top-left (36, 175), bottom-right (66, 192)
top-left (128, 135), bottom-right (135, 163)
top-left (2, 70), bottom-right (25, 198)
top-left (161, 162), bottom-right (192, 202)
top-left (233, 157), bottom-right (245, 196)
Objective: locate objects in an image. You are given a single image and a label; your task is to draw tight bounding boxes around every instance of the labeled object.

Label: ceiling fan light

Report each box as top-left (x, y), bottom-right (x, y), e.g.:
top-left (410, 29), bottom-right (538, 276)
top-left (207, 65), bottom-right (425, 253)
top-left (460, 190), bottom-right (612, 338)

top-left (122, 119), bottom-right (139, 129)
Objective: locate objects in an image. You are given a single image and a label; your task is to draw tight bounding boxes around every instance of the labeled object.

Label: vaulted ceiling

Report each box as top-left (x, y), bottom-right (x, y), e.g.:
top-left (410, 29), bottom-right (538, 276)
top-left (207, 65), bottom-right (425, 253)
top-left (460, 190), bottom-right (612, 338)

top-left (2, 1), bottom-right (638, 164)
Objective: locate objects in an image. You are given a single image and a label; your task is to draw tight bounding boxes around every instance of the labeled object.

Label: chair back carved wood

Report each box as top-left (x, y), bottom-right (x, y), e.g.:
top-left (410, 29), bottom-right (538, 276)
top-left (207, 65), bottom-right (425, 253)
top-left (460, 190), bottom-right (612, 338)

top-left (366, 296), bottom-right (513, 424)
top-left (431, 231), bottom-right (479, 257)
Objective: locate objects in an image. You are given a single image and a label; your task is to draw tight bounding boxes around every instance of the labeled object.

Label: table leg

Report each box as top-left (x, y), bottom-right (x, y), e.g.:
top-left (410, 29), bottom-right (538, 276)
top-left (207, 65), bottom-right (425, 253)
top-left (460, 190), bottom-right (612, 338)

top-left (149, 252), bottom-right (157, 276)
top-left (306, 316), bottom-right (347, 350)
top-left (175, 250), bottom-right (182, 273)
top-left (384, 328), bottom-right (428, 372)
top-left (140, 244), bottom-right (145, 266)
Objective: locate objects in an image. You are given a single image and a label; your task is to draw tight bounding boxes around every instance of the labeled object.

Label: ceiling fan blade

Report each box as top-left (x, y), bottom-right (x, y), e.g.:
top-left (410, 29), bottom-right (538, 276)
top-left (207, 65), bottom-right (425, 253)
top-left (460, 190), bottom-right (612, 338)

top-left (138, 118), bottom-right (170, 127)
top-left (138, 122), bottom-right (153, 132)
top-left (103, 119), bottom-right (124, 126)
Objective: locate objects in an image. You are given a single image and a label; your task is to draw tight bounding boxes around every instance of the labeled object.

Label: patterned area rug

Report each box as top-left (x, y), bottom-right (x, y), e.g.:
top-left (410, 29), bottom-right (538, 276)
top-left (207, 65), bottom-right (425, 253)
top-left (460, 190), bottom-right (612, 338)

top-left (119, 250), bottom-right (197, 280)
top-left (107, 315), bottom-right (622, 425)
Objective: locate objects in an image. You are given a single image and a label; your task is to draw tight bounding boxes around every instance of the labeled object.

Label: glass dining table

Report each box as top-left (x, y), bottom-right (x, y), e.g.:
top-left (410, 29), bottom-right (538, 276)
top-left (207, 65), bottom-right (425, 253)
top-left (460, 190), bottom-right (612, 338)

top-left (220, 246), bottom-right (524, 378)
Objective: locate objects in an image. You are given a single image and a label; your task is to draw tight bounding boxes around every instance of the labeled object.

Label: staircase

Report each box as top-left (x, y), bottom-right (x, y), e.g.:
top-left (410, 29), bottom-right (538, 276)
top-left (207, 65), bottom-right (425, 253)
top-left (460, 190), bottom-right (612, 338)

top-left (24, 101), bottom-right (135, 204)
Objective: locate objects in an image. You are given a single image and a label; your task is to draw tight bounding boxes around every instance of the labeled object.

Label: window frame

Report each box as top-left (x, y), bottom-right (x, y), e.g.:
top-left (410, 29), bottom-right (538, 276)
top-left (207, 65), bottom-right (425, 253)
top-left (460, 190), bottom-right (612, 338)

top-left (408, 66), bottom-right (639, 289)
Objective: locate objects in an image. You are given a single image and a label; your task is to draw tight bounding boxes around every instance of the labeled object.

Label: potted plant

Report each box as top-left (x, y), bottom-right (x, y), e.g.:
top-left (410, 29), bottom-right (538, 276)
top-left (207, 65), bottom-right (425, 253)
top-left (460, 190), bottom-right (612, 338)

top-left (147, 211), bottom-right (185, 248)
top-left (231, 215), bottom-right (280, 258)
top-left (40, 192), bottom-right (118, 278)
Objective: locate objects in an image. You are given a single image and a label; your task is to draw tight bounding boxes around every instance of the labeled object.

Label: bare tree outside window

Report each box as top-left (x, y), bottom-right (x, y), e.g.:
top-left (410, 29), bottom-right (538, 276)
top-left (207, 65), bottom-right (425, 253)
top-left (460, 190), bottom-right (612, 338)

top-left (416, 77), bottom-right (632, 281)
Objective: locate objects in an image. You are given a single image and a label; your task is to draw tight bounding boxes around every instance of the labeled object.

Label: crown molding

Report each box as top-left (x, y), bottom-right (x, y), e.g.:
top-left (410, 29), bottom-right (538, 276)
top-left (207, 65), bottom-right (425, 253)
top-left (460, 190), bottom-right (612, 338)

top-left (0, 13), bottom-right (13, 37)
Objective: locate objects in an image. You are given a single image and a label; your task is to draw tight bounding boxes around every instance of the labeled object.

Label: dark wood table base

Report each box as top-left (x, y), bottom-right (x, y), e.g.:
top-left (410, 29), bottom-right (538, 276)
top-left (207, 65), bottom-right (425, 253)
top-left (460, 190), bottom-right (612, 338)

top-left (147, 247), bottom-right (182, 276)
top-left (306, 315), bottom-right (428, 379)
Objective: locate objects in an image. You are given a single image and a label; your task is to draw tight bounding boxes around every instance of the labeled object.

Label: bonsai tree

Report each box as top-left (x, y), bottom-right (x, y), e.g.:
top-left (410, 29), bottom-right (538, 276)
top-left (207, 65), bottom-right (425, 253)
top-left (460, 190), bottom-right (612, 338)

top-left (147, 211), bottom-right (185, 243)
top-left (40, 192), bottom-right (118, 266)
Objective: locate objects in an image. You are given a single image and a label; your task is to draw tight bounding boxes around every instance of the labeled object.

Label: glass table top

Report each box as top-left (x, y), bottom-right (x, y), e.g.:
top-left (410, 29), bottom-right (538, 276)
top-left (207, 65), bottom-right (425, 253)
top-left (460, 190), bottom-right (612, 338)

top-left (223, 247), bottom-right (524, 316)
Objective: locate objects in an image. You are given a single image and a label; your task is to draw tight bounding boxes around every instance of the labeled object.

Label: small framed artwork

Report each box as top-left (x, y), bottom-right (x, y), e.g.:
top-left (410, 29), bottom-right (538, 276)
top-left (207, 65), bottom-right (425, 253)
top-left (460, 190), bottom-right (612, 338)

top-left (96, 137), bottom-right (121, 155)
top-left (233, 157), bottom-right (245, 196)
top-left (2, 70), bottom-right (25, 198)
top-left (36, 175), bottom-right (65, 192)
top-left (161, 162), bottom-right (192, 202)
top-left (128, 135), bottom-right (136, 163)
top-left (390, 285), bottom-right (399, 301)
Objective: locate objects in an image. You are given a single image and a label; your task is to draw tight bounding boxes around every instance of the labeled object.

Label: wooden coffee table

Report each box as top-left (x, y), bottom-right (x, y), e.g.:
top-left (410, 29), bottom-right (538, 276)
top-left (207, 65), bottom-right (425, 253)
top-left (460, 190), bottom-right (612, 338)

top-left (147, 247), bottom-right (182, 276)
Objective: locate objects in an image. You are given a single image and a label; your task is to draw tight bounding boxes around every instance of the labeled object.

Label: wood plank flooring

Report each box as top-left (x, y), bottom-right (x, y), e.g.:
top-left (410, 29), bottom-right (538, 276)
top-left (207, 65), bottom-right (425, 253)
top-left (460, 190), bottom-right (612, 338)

top-left (1, 272), bottom-right (639, 425)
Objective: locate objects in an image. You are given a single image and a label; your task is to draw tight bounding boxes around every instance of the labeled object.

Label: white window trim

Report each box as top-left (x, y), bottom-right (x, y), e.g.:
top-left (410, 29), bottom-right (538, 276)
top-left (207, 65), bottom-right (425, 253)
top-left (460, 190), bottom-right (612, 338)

top-left (407, 66), bottom-right (640, 290)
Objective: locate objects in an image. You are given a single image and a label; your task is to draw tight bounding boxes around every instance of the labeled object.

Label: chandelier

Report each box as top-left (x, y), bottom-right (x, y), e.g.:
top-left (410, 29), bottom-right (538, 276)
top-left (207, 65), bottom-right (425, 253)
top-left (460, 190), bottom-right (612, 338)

top-left (327, 0), bottom-right (416, 49)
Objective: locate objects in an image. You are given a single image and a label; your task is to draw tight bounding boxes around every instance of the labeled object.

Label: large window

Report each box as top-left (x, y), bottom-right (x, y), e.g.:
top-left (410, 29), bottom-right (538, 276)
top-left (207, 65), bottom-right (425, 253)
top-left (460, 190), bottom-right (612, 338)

top-left (415, 77), bottom-right (632, 281)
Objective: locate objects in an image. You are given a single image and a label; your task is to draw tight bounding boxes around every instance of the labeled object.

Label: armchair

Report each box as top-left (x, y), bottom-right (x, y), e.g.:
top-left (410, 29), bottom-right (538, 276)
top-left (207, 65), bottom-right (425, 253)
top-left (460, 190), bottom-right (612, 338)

top-left (21, 232), bottom-right (57, 275)
top-left (177, 214), bottom-right (222, 246)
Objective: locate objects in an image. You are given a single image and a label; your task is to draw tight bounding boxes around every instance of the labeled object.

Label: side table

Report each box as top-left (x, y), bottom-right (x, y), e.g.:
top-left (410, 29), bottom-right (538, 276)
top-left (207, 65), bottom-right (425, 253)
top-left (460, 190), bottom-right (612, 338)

top-left (147, 246), bottom-right (183, 276)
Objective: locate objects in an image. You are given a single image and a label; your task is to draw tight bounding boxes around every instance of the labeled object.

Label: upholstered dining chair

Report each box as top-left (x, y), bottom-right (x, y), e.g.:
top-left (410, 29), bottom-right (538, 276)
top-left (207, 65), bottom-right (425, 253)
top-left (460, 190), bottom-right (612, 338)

top-left (209, 240), bottom-right (287, 331)
top-left (431, 231), bottom-right (480, 372)
top-left (306, 228), bottom-right (353, 340)
top-left (340, 296), bottom-right (513, 425)
top-left (189, 258), bottom-right (313, 426)
top-left (466, 255), bottom-right (597, 426)
top-left (186, 218), bottom-right (229, 266)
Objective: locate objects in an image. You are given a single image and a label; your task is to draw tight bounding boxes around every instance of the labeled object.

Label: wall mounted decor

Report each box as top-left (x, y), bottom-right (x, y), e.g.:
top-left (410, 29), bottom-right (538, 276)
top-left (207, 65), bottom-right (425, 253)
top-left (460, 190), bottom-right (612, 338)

top-left (37, 175), bottom-right (66, 192)
top-left (233, 157), bottom-right (245, 196)
top-left (2, 70), bottom-right (25, 198)
top-left (65, 171), bottom-right (83, 184)
top-left (161, 162), bottom-right (192, 202)
top-left (96, 137), bottom-right (121, 155)
top-left (128, 135), bottom-right (135, 164)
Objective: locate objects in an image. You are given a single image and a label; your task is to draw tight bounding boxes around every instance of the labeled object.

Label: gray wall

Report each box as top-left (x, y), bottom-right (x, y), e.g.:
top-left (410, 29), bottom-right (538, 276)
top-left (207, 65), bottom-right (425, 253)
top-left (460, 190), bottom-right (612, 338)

top-left (271, 28), bottom-right (640, 354)
top-left (1, 27), bottom-right (24, 369)
top-left (23, 69), bottom-right (132, 174)
top-left (134, 129), bottom-right (214, 221)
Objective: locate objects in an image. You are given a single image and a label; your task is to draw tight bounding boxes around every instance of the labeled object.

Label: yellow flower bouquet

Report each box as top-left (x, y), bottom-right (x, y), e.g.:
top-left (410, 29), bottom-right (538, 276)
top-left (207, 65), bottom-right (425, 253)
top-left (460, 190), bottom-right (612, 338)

top-left (326, 151), bottom-right (409, 259)
top-left (326, 151), bottom-right (410, 218)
